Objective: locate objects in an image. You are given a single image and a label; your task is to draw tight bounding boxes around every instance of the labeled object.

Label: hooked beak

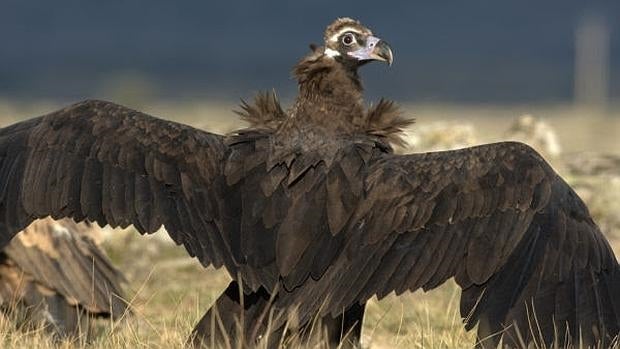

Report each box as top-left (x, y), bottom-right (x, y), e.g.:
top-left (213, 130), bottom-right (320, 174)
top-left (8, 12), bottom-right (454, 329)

top-left (348, 36), bottom-right (393, 66)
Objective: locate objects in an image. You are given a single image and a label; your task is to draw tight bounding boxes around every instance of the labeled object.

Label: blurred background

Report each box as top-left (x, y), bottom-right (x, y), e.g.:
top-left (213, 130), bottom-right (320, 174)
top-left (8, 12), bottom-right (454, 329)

top-left (0, 0), bottom-right (618, 102)
top-left (1, 0), bottom-right (619, 152)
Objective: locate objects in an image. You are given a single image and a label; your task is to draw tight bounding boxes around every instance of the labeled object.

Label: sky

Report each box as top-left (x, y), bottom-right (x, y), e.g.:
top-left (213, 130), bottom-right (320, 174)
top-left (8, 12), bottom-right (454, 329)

top-left (1, 1), bottom-right (618, 104)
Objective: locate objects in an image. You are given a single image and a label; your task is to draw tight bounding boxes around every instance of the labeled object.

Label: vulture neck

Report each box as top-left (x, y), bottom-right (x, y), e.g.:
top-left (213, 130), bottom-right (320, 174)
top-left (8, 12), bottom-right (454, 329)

top-left (291, 55), bottom-right (365, 130)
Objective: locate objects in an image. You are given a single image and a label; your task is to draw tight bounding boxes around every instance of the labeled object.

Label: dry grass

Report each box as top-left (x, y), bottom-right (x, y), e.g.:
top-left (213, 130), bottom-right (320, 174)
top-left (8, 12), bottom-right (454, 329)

top-left (0, 222), bottom-right (477, 349)
top-left (1, 99), bottom-right (619, 153)
top-left (0, 230), bottom-right (475, 349)
top-left (0, 99), bottom-right (619, 348)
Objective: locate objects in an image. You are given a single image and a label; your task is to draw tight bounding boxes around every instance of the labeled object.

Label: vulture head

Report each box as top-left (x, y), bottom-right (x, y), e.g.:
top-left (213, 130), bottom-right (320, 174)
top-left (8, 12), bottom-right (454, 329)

top-left (323, 18), bottom-right (393, 67)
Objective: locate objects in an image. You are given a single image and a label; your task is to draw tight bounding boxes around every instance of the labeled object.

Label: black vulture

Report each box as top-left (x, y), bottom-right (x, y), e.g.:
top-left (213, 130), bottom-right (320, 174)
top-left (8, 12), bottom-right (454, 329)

top-left (0, 218), bottom-right (127, 339)
top-left (0, 17), bottom-right (617, 348)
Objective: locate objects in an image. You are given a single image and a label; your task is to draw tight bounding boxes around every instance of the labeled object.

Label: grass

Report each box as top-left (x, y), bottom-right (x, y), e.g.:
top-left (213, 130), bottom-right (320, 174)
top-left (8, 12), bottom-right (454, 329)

top-left (0, 230), bottom-right (475, 348)
top-left (0, 99), bottom-right (619, 348)
top-left (1, 99), bottom-right (619, 152)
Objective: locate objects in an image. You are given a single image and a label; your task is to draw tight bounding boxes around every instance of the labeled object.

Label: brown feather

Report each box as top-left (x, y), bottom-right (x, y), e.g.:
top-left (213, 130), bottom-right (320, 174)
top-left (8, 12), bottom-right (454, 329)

top-left (364, 99), bottom-right (414, 148)
top-left (0, 218), bottom-right (127, 338)
top-left (235, 91), bottom-right (287, 131)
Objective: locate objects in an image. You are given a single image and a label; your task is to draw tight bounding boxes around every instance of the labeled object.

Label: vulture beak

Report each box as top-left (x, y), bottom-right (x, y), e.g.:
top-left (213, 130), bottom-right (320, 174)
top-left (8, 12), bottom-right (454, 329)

top-left (348, 36), bottom-right (394, 66)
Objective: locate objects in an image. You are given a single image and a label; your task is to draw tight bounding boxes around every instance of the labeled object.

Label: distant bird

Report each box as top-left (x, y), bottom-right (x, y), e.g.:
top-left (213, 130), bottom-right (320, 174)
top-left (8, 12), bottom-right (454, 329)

top-left (505, 114), bottom-right (562, 158)
top-left (400, 121), bottom-right (477, 153)
top-left (565, 152), bottom-right (620, 177)
top-left (0, 218), bottom-right (127, 339)
top-left (0, 17), bottom-right (617, 348)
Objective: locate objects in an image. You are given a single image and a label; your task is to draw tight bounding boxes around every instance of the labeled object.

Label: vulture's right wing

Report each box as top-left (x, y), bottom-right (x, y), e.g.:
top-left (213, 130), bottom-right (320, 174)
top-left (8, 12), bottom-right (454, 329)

top-left (3, 217), bottom-right (127, 317)
top-left (284, 141), bottom-right (620, 348)
top-left (0, 100), bottom-right (232, 269)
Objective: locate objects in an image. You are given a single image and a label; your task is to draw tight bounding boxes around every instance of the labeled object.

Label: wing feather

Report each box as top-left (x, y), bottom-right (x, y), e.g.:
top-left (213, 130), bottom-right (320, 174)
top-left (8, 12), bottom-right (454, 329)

top-left (0, 100), bottom-right (230, 271)
top-left (274, 141), bottom-right (620, 347)
top-left (2, 218), bottom-right (127, 317)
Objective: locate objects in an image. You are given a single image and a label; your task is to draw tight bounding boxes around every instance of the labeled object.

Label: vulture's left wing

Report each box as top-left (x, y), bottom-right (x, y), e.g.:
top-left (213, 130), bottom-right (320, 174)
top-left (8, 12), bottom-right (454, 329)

top-left (284, 141), bottom-right (620, 347)
top-left (0, 100), bottom-right (232, 269)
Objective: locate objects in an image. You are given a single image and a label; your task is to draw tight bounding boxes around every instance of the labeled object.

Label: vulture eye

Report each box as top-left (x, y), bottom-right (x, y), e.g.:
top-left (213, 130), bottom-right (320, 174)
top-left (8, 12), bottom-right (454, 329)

top-left (341, 33), bottom-right (355, 46)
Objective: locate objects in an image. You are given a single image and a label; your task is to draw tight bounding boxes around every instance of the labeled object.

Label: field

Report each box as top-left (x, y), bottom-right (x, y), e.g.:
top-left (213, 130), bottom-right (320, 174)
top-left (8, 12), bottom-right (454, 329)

top-left (0, 100), bottom-right (619, 348)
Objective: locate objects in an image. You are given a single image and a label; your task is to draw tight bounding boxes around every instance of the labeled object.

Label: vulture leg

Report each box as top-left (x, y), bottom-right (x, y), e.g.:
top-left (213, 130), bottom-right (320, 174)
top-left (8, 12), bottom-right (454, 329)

top-left (188, 280), bottom-right (281, 348)
top-left (45, 294), bottom-right (90, 342)
top-left (319, 302), bottom-right (366, 348)
top-left (188, 281), bottom-right (365, 348)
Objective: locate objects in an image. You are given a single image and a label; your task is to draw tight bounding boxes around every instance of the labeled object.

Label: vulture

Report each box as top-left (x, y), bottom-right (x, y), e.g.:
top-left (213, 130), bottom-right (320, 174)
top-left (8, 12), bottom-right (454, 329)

top-left (0, 17), bottom-right (618, 348)
top-left (0, 218), bottom-right (127, 339)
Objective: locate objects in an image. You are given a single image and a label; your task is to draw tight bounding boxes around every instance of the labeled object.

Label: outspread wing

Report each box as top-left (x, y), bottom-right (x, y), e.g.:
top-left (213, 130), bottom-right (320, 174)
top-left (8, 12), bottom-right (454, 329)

top-left (281, 141), bottom-right (620, 347)
top-left (2, 217), bottom-right (126, 317)
top-left (0, 100), bottom-right (231, 269)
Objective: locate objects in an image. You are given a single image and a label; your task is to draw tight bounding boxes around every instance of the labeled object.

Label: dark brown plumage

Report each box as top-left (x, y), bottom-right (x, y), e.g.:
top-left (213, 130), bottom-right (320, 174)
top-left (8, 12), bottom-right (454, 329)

top-left (0, 218), bottom-right (127, 339)
top-left (0, 17), bottom-right (617, 348)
